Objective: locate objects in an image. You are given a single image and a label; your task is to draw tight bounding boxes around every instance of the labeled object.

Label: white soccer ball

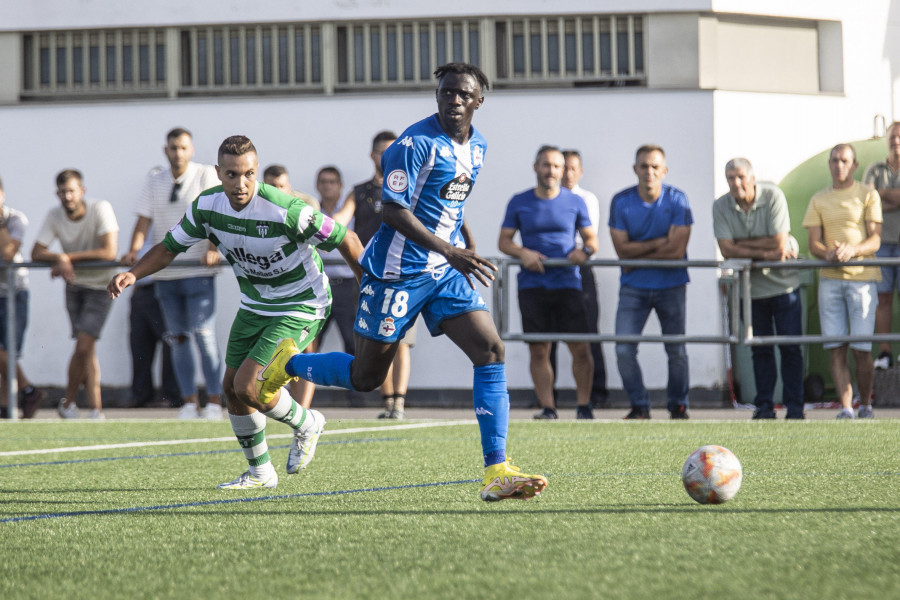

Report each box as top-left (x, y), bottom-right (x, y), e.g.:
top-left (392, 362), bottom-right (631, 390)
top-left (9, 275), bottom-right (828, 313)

top-left (681, 445), bottom-right (743, 504)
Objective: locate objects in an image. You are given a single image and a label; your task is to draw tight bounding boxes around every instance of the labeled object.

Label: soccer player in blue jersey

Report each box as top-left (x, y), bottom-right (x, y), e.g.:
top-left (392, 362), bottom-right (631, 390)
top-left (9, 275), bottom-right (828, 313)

top-left (257, 62), bottom-right (548, 501)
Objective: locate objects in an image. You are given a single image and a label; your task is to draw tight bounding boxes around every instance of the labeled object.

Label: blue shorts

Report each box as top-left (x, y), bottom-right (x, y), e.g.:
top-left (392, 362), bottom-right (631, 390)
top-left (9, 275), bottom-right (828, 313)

top-left (0, 290), bottom-right (28, 354)
top-left (876, 243), bottom-right (900, 294)
top-left (354, 267), bottom-right (488, 343)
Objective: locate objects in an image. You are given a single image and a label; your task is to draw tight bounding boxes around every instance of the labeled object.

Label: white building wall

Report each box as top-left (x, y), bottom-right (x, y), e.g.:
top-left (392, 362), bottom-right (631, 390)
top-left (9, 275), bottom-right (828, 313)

top-left (0, 0), bottom-right (896, 396)
top-left (0, 88), bottom-right (720, 392)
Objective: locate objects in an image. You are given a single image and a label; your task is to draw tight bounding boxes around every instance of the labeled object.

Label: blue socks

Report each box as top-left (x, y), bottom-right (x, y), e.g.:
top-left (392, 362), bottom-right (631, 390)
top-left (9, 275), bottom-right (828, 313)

top-left (286, 351), bottom-right (356, 390)
top-left (473, 363), bottom-right (510, 467)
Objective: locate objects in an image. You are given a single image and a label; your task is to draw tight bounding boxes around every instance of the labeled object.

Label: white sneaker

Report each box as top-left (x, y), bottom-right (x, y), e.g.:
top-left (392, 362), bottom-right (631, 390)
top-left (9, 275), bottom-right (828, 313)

top-left (873, 352), bottom-right (891, 370)
top-left (178, 403), bottom-right (200, 420)
top-left (217, 470), bottom-right (278, 490)
top-left (836, 408), bottom-right (855, 419)
top-left (857, 405), bottom-right (874, 418)
top-left (286, 409), bottom-right (326, 474)
top-left (89, 409), bottom-right (105, 420)
top-left (57, 399), bottom-right (80, 419)
top-left (202, 403), bottom-right (224, 420)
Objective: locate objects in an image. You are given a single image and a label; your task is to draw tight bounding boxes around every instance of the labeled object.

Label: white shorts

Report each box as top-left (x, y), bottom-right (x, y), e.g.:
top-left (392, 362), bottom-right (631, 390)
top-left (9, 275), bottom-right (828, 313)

top-left (817, 277), bottom-right (878, 351)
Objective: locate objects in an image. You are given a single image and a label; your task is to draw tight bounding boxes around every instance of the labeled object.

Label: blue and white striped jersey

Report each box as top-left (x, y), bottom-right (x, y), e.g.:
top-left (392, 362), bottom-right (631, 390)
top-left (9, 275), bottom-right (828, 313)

top-left (359, 114), bottom-right (487, 280)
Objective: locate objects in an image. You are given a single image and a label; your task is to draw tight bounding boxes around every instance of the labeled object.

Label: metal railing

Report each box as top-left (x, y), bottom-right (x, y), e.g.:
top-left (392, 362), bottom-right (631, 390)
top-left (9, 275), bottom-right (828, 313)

top-left (6, 255), bottom-right (900, 419)
top-left (492, 256), bottom-right (900, 346)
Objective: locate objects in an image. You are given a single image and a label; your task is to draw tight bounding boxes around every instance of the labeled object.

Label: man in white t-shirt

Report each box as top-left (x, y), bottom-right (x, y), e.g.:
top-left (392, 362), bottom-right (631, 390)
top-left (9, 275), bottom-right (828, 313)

top-left (32, 169), bottom-right (119, 419)
top-left (121, 128), bottom-right (225, 420)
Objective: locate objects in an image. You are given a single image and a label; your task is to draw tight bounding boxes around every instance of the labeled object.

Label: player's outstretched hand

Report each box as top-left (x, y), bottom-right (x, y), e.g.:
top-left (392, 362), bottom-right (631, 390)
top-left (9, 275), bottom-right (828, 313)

top-left (446, 246), bottom-right (497, 289)
top-left (107, 272), bottom-right (136, 299)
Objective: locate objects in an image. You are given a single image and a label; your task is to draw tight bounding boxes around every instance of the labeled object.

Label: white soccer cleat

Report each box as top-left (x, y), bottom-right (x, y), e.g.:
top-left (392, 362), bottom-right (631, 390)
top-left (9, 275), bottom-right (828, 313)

top-left (217, 470), bottom-right (278, 490)
top-left (286, 409), bottom-right (326, 474)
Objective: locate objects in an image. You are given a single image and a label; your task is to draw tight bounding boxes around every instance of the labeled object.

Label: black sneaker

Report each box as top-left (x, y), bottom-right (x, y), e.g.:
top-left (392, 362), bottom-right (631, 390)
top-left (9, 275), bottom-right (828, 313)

top-left (669, 405), bottom-right (689, 419)
top-left (623, 407), bottom-right (650, 420)
top-left (21, 387), bottom-right (44, 419)
top-left (576, 405), bottom-right (594, 420)
top-left (533, 407), bottom-right (559, 420)
top-left (752, 408), bottom-right (776, 419)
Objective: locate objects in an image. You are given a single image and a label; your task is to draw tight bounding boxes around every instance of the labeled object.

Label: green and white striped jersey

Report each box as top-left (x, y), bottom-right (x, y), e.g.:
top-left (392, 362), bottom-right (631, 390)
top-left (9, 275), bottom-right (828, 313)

top-left (163, 181), bottom-right (347, 319)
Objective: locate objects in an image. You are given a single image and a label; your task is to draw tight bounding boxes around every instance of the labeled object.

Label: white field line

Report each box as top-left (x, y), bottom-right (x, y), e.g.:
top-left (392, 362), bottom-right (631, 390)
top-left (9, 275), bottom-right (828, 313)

top-left (0, 420), bottom-right (476, 457)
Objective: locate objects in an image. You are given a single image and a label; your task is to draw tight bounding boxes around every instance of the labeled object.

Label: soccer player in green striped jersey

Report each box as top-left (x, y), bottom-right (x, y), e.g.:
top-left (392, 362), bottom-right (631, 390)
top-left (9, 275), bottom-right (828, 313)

top-left (109, 135), bottom-right (364, 489)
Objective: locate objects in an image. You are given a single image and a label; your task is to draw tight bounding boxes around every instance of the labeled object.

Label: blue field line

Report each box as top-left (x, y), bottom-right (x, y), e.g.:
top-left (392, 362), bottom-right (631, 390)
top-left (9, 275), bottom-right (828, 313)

top-left (0, 478), bottom-right (482, 524)
top-left (0, 437), bottom-right (402, 469)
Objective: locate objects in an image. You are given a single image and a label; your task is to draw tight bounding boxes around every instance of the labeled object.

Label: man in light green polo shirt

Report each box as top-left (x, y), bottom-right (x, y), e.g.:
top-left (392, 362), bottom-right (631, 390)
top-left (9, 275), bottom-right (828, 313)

top-left (713, 157), bottom-right (805, 419)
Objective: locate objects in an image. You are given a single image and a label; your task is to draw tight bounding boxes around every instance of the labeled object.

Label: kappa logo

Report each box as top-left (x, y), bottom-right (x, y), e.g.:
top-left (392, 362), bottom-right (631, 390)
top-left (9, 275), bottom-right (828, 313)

top-left (439, 145), bottom-right (452, 158)
top-left (386, 170), bottom-right (408, 193)
top-left (473, 145), bottom-right (484, 166)
top-left (256, 222), bottom-right (269, 237)
top-left (474, 407), bottom-right (494, 416)
top-left (360, 300), bottom-right (371, 314)
top-left (357, 318), bottom-right (369, 331)
top-left (399, 136), bottom-right (413, 148)
top-left (378, 317), bottom-right (396, 337)
top-left (361, 284), bottom-right (375, 296)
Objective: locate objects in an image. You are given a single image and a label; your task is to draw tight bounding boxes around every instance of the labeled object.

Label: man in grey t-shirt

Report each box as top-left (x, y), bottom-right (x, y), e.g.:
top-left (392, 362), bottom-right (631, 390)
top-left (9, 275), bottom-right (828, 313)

top-left (863, 121), bottom-right (900, 370)
top-left (713, 158), bottom-right (804, 419)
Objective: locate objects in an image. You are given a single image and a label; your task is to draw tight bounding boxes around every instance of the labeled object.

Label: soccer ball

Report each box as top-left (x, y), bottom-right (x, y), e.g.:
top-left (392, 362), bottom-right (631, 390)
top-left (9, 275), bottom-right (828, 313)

top-left (681, 445), bottom-right (743, 504)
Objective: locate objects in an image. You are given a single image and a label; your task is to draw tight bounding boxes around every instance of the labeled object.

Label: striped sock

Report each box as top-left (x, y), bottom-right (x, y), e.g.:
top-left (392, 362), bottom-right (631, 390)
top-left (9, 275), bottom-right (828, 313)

top-left (263, 389), bottom-right (309, 431)
top-left (228, 411), bottom-right (275, 479)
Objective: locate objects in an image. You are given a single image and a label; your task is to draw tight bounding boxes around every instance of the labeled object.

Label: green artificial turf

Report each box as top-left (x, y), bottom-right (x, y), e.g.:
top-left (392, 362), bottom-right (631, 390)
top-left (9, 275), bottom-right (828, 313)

top-left (1, 418), bottom-right (898, 599)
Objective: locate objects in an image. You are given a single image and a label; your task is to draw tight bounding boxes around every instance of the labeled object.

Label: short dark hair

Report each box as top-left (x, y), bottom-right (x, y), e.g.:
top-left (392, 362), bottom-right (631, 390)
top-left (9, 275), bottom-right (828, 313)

top-left (562, 149), bottom-right (582, 163)
top-left (434, 62), bottom-right (490, 94)
top-left (56, 169), bottom-right (83, 187)
top-left (830, 143), bottom-right (857, 163)
top-left (372, 130), bottom-right (397, 151)
top-left (166, 127), bottom-right (192, 142)
top-left (317, 165), bottom-right (342, 183)
top-left (635, 144), bottom-right (666, 162)
top-left (534, 144), bottom-right (563, 163)
top-left (218, 135), bottom-right (257, 160)
top-left (263, 164), bottom-right (288, 180)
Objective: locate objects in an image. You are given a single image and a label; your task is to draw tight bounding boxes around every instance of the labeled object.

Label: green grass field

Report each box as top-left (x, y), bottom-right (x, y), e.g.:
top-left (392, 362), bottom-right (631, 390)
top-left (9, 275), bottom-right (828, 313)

top-left (1, 418), bottom-right (898, 599)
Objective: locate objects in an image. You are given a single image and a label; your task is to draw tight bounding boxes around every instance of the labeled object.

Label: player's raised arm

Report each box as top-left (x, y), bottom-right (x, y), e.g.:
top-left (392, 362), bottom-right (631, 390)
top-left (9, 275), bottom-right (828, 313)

top-left (107, 242), bottom-right (178, 298)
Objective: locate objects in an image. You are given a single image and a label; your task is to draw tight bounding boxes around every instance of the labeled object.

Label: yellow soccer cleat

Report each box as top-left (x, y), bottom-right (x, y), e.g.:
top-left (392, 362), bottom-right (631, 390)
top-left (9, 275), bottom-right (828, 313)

top-left (480, 458), bottom-right (548, 502)
top-left (256, 338), bottom-right (301, 404)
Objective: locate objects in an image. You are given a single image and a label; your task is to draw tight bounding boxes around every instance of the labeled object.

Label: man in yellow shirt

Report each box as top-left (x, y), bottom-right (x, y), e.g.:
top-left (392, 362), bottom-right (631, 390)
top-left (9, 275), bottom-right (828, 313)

top-left (802, 143), bottom-right (882, 418)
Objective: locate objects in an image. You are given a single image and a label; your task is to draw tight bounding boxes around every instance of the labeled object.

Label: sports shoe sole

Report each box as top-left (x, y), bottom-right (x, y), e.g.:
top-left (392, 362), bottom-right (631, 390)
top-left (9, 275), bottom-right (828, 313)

top-left (481, 475), bottom-right (548, 502)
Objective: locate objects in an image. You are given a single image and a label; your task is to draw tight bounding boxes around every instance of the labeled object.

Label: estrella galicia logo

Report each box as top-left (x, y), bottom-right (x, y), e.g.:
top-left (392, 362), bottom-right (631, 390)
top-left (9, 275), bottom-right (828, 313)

top-left (440, 173), bottom-right (472, 203)
top-left (256, 222), bottom-right (270, 237)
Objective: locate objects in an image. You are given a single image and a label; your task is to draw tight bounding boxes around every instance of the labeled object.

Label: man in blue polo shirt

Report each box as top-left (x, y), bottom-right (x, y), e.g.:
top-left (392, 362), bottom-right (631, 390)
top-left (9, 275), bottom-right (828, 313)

top-left (499, 145), bottom-right (599, 420)
top-left (609, 144), bottom-right (693, 419)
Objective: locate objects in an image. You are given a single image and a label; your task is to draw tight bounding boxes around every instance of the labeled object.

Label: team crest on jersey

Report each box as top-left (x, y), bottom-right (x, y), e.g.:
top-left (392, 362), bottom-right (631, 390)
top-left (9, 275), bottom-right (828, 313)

top-left (360, 300), bottom-right (371, 314)
top-left (440, 173), bottom-right (472, 203)
top-left (256, 222), bottom-right (270, 237)
top-left (378, 317), bottom-right (396, 337)
top-left (386, 170), bottom-right (408, 193)
top-left (361, 284), bottom-right (375, 296)
top-left (439, 145), bottom-right (452, 159)
top-left (473, 145), bottom-right (483, 166)
top-left (357, 318), bottom-right (369, 331)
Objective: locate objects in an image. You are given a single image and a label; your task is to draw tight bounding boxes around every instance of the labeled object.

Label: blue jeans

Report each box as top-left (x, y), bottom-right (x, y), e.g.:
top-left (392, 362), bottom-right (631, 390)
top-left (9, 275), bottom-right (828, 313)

top-left (155, 277), bottom-right (224, 398)
top-left (750, 289), bottom-right (803, 417)
top-left (615, 285), bottom-right (688, 411)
